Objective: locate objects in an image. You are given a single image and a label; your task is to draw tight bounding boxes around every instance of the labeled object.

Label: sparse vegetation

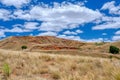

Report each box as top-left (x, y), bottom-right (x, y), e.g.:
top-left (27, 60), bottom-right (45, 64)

top-left (2, 63), bottom-right (11, 78)
top-left (0, 49), bottom-right (120, 80)
top-left (95, 42), bottom-right (105, 46)
top-left (21, 45), bottom-right (27, 50)
top-left (1, 36), bottom-right (120, 80)
top-left (109, 45), bottom-right (119, 54)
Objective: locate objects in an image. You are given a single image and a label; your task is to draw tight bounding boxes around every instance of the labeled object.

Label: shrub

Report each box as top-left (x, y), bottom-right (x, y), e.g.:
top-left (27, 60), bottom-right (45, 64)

top-left (21, 45), bottom-right (27, 50)
top-left (109, 45), bottom-right (119, 54)
top-left (2, 63), bottom-right (11, 77)
top-left (95, 42), bottom-right (105, 46)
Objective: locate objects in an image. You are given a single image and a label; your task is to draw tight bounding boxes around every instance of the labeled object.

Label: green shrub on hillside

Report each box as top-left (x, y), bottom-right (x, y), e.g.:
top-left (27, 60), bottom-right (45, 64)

top-left (109, 45), bottom-right (119, 54)
top-left (95, 42), bottom-right (105, 46)
top-left (3, 63), bottom-right (11, 77)
top-left (21, 45), bottom-right (27, 50)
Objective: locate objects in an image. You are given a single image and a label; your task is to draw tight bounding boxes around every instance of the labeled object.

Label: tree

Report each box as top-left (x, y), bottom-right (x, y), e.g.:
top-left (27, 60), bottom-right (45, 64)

top-left (109, 45), bottom-right (119, 54)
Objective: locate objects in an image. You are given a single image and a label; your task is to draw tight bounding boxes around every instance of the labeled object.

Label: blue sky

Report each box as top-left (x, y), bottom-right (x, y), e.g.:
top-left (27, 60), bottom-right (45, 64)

top-left (0, 0), bottom-right (120, 42)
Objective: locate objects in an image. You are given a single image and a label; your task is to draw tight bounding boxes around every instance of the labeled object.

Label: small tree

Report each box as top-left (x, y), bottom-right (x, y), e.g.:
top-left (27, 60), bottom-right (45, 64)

top-left (109, 45), bottom-right (119, 54)
top-left (21, 45), bottom-right (27, 50)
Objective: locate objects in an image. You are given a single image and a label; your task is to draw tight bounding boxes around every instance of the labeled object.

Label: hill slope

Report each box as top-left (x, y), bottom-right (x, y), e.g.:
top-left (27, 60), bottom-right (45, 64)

top-left (0, 36), bottom-right (86, 51)
top-left (0, 36), bottom-right (120, 55)
top-left (0, 49), bottom-right (120, 80)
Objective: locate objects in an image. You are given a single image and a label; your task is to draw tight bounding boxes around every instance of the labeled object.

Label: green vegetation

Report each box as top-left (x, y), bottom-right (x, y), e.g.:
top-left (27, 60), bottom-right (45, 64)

top-left (21, 45), bottom-right (27, 50)
top-left (95, 42), bottom-right (105, 46)
top-left (2, 63), bottom-right (11, 77)
top-left (109, 45), bottom-right (119, 54)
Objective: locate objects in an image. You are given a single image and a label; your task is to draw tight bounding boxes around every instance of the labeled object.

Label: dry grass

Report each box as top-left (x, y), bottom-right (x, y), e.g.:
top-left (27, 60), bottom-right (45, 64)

top-left (0, 49), bottom-right (120, 80)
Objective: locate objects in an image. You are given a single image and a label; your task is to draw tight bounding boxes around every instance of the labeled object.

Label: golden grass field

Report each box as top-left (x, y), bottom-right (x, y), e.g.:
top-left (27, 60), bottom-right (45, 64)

top-left (0, 49), bottom-right (120, 80)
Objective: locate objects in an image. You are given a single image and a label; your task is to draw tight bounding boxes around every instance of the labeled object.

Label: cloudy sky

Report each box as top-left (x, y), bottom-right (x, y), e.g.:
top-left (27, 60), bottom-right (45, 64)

top-left (0, 0), bottom-right (120, 42)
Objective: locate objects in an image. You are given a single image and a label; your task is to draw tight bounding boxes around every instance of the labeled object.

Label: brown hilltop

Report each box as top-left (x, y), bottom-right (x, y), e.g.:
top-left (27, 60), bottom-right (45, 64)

top-left (0, 36), bottom-right (86, 51)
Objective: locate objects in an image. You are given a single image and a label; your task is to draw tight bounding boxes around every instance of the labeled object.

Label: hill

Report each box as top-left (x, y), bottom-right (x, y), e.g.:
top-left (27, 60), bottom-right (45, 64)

top-left (0, 36), bottom-right (86, 51)
top-left (0, 36), bottom-right (120, 58)
top-left (0, 36), bottom-right (120, 80)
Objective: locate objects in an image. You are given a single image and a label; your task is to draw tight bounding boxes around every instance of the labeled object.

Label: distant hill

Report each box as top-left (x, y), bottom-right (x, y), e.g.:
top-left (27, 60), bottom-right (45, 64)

top-left (0, 36), bottom-right (120, 54)
top-left (0, 36), bottom-right (86, 51)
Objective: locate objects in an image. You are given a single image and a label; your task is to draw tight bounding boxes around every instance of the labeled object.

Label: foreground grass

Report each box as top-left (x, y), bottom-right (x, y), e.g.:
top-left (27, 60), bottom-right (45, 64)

top-left (0, 49), bottom-right (120, 80)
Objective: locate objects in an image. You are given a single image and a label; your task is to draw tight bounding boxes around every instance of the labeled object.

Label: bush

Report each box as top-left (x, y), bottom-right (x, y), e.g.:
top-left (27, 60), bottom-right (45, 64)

top-left (95, 42), bottom-right (105, 46)
top-left (21, 45), bottom-right (27, 50)
top-left (109, 45), bottom-right (119, 54)
top-left (3, 63), bottom-right (11, 77)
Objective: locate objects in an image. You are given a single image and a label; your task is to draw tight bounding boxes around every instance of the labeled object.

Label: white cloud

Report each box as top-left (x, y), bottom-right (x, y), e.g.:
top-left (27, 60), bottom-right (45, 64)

top-left (101, 1), bottom-right (120, 15)
top-left (57, 35), bottom-right (106, 42)
top-left (76, 30), bottom-right (83, 33)
top-left (39, 21), bottom-right (67, 32)
top-left (92, 22), bottom-right (120, 30)
top-left (38, 32), bottom-right (57, 36)
top-left (64, 30), bottom-right (77, 35)
top-left (0, 0), bottom-right (31, 8)
top-left (0, 29), bottom-right (6, 38)
top-left (7, 22), bottom-right (39, 32)
top-left (13, 2), bottom-right (102, 32)
top-left (58, 35), bottom-right (81, 41)
top-left (102, 33), bottom-right (107, 35)
top-left (115, 30), bottom-right (120, 35)
top-left (112, 35), bottom-right (120, 41)
top-left (13, 10), bottom-right (31, 20)
top-left (36, 2), bottom-right (101, 32)
top-left (24, 22), bottom-right (39, 30)
top-left (1, 22), bottom-right (39, 33)
top-left (84, 38), bottom-right (104, 42)
top-left (30, 3), bottom-right (102, 22)
top-left (0, 9), bottom-right (11, 21)
top-left (93, 1), bottom-right (120, 30)
top-left (5, 26), bottom-right (31, 33)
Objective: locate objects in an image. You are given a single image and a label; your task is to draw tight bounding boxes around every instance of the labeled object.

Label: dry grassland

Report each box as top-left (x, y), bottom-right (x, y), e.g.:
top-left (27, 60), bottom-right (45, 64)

top-left (0, 49), bottom-right (120, 80)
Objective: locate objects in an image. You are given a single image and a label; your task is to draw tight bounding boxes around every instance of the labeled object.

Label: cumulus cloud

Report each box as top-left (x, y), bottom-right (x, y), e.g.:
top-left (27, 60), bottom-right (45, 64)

top-left (92, 1), bottom-right (120, 31)
top-left (64, 30), bottom-right (77, 35)
top-left (0, 30), bottom-right (6, 38)
top-left (112, 36), bottom-right (120, 41)
top-left (76, 30), bottom-right (83, 33)
top-left (101, 1), bottom-right (120, 15)
top-left (39, 21), bottom-right (68, 32)
top-left (13, 2), bottom-right (102, 32)
top-left (84, 38), bottom-right (104, 42)
top-left (38, 32), bottom-right (57, 36)
top-left (115, 30), bottom-right (120, 35)
top-left (24, 22), bottom-right (39, 30)
top-left (92, 22), bottom-right (120, 30)
top-left (0, 9), bottom-right (11, 21)
top-left (0, 22), bottom-right (39, 34)
top-left (58, 35), bottom-right (81, 41)
top-left (64, 31), bottom-right (76, 35)
top-left (5, 26), bottom-right (31, 33)
top-left (0, 0), bottom-right (31, 8)
top-left (13, 10), bottom-right (31, 20)
top-left (9, 22), bottom-right (39, 32)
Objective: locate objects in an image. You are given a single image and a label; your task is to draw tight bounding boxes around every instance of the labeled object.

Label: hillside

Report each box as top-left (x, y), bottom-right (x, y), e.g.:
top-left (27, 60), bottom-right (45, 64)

top-left (0, 36), bottom-right (120, 57)
top-left (0, 36), bottom-right (120, 53)
top-left (0, 49), bottom-right (120, 80)
top-left (0, 36), bottom-right (120, 56)
top-left (0, 37), bottom-right (120, 80)
top-left (0, 36), bottom-right (86, 51)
